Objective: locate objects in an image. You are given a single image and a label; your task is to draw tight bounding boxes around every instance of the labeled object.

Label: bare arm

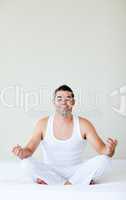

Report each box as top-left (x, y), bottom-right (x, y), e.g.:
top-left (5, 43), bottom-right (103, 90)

top-left (80, 117), bottom-right (118, 157)
top-left (12, 118), bottom-right (46, 159)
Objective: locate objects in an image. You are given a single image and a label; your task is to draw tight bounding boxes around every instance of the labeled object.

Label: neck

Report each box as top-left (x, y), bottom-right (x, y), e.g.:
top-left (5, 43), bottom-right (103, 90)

top-left (54, 111), bottom-right (73, 122)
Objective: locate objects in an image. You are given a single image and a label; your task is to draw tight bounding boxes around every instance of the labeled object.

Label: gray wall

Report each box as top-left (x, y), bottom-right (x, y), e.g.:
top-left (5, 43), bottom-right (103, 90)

top-left (0, 0), bottom-right (126, 160)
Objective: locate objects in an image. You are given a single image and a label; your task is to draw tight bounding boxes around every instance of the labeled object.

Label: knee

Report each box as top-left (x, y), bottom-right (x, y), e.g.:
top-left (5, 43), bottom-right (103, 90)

top-left (20, 156), bottom-right (34, 171)
top-left (96, 154), bottom-right (112, 168)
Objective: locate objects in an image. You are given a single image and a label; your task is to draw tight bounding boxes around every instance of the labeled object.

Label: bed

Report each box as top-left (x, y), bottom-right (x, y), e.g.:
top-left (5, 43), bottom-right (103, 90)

top-left (0, 159), bottom-right (126, 200)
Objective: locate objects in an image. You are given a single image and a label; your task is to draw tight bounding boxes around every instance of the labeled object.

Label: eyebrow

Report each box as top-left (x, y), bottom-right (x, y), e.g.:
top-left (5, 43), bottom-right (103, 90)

top-left (56, 95), bottom-right (73, 98)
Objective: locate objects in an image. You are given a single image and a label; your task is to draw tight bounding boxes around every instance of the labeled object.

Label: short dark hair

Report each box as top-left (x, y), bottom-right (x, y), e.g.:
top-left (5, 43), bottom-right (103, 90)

top-left (54, 85), bottom-right (74, 98)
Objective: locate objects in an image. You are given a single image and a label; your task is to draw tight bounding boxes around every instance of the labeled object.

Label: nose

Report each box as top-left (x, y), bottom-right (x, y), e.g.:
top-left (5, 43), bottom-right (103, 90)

top-left (60, 99), bottom-right (68, 105)
top-left (61, 100), bottom-right (67, 104)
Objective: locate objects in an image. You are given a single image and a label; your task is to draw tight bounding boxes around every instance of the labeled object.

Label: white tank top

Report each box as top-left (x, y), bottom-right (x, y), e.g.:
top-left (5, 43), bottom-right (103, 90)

top-left (41, 114), bottom-right (87, 167)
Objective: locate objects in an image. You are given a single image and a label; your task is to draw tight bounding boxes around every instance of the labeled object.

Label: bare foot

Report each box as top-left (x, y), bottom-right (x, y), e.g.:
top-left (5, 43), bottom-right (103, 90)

top-left (89, 179), bottom-right (96, 185)
top-left (36, 178), bottom-right (48, 185)
top-left (64, 180), bottom-right (72, 185)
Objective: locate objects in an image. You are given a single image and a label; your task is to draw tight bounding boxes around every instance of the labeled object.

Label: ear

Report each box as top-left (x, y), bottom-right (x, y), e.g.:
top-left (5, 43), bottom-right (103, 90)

top-left (72, 99), bottom-right (75, 105)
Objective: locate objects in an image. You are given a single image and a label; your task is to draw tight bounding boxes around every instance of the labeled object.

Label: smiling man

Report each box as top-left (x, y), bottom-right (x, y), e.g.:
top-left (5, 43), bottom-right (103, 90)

top-left (12, 85), bottom-right (117, 185)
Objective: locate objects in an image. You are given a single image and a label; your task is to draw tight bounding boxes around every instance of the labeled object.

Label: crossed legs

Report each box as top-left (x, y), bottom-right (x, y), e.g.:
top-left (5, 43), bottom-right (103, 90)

top-left (21, 155), bottom-right (111, 185)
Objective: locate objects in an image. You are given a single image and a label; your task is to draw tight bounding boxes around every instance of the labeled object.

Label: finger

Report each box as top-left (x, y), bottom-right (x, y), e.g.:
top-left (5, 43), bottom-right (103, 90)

top-left (12, 147), bottom-right (18, 154)
top-left (106, 140), bottom-right (115, 147)
top-left (106, 139), bottom-right (113, 144)
top-left (12, 146), bottom-right (21, 155)
top-left (15, 144), bottom-right (21, 148)
top-left (106, 140), bottom-right (114, 146)
top-left (114, 139), bottom-right (118, 145)
top-left (14, 148), bottom-right (19, 155)
top-left (12, 147), bottom-right (15, 153)
top-left (16, 145), bottom-right (22, 149)
top-left (107, 138), bottom-right (114, 143)
top-left (106, 142), bottom-right (114, 150)
top-left (14, 147), bottom-right (21, 156)
top-left (107, 138), bottom-right (117, 146)
top-left (18, 150), bottom-right (23, 158)
top-left (107, 138), bottom-right (118, 145)
top-left (12, 145), bottom-right (21, 152)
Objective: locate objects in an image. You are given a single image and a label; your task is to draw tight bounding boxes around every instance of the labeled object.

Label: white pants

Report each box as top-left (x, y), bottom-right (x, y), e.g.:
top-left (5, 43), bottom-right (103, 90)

top-left (21, 155), bottom-right (111, 185)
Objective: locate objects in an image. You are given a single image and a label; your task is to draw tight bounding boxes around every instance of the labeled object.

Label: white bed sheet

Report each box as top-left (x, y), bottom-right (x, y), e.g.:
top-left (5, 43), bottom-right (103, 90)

top-left (0, 159), bottom-right (126, 200)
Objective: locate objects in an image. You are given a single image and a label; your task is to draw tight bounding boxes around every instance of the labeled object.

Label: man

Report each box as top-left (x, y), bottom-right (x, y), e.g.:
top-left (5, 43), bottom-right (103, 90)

top-left (12, 85), bottom-right (117, 185)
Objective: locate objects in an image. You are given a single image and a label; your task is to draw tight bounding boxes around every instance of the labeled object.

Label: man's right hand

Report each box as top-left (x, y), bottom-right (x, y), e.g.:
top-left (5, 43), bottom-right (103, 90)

top-left (12, 144), bottom-right (24, 159)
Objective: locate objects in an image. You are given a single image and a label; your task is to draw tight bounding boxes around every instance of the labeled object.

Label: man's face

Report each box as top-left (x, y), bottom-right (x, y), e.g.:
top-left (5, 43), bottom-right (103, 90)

top-left (53, 90), bottom-right (75, 116)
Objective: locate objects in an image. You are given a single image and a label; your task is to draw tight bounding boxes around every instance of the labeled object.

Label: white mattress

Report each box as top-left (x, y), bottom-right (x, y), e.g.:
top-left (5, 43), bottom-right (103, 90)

top-left (0, 159), bottom-right (126, 200)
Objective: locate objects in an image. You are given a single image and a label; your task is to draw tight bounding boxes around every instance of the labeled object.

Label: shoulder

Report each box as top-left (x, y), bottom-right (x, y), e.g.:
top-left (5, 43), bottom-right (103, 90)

top-left (78, 116), bottom-right (92, 126)
top-left (78, 116), bottom-right (96, 132)
top-left (34, 116), bottom-right (49, 139)
top-left (34, 116), bottom-right (49, 132)
top-left (36, 116), bottom-right (49, 128)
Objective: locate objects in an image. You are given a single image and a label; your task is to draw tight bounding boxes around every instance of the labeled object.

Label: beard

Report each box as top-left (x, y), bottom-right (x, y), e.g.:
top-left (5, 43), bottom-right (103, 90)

top-left (56, 107), bottom-right (72, 117)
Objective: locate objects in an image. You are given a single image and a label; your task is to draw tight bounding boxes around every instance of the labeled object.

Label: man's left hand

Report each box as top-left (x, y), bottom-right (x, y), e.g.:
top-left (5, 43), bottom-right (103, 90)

top-left (105, 138), bottom-right (118, 157)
